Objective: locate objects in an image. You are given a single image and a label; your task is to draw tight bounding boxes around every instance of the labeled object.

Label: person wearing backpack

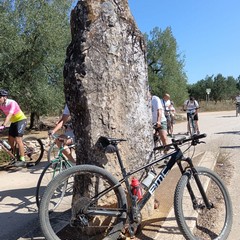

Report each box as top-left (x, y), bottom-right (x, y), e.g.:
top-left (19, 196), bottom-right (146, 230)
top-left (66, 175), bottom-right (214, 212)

top-left (183, 96), bottom-right (200, 134)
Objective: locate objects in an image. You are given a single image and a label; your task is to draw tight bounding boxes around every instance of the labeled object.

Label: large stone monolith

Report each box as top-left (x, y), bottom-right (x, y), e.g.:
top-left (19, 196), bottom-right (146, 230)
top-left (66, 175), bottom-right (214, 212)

top-left (64, 0), bottom-right (154, 217)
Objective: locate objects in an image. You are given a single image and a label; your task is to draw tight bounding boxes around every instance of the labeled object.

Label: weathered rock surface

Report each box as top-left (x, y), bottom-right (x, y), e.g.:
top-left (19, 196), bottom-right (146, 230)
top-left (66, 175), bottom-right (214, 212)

top-left (64, 0), bottom-right (154, 217)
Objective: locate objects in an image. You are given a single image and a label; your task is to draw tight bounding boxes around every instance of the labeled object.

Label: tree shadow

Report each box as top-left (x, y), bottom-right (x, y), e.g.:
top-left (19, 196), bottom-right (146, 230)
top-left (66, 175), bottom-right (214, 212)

top-left (220, 146), bottom-right (240, 149)
top-left (0, 186), bottom-right (43, 239)
top-left (0, 160), bottom-right (48, 173)
top-left (215, 131), bottom-right (240, 148)
top-left (136, 217), bottom-right (181, 239)
top-left (217, 115), bottom-right (236, 118)
top-left (215, 131), bottom-right (240, 135)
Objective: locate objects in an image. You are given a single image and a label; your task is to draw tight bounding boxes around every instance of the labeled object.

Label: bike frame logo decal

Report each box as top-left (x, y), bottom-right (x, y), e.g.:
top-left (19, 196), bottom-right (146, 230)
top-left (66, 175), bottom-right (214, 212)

top-left (149, 166), bottom-right (169, 194)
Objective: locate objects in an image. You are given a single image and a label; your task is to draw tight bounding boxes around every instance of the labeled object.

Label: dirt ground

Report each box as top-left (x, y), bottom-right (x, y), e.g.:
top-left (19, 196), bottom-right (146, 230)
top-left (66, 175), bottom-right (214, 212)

top-left (38, 112), bottom-right (240, 240)
top-left (0, 111), bottom-right (240, 240)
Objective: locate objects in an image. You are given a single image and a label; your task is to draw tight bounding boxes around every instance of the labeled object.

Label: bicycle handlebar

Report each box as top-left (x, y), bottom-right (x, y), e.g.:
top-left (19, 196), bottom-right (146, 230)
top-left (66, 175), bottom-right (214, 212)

top-left (154, 133), bottom-right (207, 152)
top-left (176, 133), bottom-right (206, 145)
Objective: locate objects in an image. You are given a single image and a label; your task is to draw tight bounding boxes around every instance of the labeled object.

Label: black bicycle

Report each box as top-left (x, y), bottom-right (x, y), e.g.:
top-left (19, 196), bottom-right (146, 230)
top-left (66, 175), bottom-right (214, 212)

top-left (39, 134), bottom-right (232, 240)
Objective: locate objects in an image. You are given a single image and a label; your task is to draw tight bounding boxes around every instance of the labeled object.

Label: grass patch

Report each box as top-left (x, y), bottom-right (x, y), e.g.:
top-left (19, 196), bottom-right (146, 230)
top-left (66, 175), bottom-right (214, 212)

top-left (0, 150), bottom-right (11, 165)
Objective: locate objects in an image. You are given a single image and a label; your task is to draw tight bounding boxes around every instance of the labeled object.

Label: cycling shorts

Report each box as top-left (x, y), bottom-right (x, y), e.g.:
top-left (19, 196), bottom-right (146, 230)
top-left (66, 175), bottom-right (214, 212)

top-left (9, 119), bottom-right (27, 137)
top-left (153, 121), bottom-right (167, 131)
top-left (187, 113), bottom-right (198, 121)
top-left (165, 114), bottom-right (174, 124)
top-left (65, 130), bottom-right (75, 143)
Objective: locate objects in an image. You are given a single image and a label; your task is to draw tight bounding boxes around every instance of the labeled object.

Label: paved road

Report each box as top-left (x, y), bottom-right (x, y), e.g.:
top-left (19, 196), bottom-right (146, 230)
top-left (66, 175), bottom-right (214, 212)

top-left (150, 110), bottom-right (240, 240)
top-left (0, 110), bottom-right (239, 240)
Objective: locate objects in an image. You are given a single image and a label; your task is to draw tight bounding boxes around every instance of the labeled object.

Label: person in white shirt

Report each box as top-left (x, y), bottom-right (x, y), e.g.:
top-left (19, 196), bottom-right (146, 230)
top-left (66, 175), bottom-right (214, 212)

top-left (49, 104), bottom-right (75, 163)
top-left (151, 94), bottom-right (168, 154)
top-left (236, 94), bottom-right (240, 103)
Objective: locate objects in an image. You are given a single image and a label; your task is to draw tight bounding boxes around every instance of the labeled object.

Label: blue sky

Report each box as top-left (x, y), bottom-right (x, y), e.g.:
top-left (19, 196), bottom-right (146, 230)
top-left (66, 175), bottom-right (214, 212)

top-left (128, 0), bottom-right (240, 84)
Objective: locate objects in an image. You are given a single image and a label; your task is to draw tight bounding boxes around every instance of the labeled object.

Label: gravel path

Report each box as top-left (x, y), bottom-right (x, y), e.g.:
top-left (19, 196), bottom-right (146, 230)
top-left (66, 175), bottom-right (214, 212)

top-left (0, 110), bottom-right (239, 240)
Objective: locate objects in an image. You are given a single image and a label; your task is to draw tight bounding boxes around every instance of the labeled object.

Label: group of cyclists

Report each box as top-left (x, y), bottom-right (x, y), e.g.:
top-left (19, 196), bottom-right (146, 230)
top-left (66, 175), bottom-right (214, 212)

top-left (151, 89), bottom-right (200, 156)
top-left (0, 87), bottom-right (202, 167)
top-left (0, 89), bottom-right (76, 167)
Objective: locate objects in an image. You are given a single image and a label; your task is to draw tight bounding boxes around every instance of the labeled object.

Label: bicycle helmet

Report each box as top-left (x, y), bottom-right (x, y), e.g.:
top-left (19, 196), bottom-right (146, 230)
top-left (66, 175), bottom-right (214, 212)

top-left (0, 89), bottom-right (8, 97)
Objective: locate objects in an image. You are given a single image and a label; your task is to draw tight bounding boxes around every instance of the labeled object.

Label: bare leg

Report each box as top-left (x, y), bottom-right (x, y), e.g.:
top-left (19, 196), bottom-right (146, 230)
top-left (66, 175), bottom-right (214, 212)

top-left (195, 120), bottom-right (200, 133)
top-left (55, 138), bottom-right (75, 164)
top-left (15, 136), bottom-right (25, 159)
top-left (8, 135), bottom-right (15, 150)
top-left (159, 129), bottom-right (168, 154)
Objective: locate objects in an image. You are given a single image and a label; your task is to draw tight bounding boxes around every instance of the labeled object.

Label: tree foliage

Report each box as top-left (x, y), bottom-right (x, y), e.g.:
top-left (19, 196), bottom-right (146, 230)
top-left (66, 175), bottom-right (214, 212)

top-left (1, 0), bottom-right (239, 122)
top-left (146, 27), bottom-right (188, 105)
top-left (188, 74), bottom-right (240, 102)
top-left (0, 0), bottom-right (74, 122)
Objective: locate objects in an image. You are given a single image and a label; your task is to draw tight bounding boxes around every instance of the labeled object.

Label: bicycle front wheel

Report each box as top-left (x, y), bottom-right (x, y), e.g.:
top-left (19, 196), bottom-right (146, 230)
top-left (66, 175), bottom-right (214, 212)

top-left (23, 136), bottom-right (44, 165)
top-left (174, 167), bottom-right (232, 240)
top-left (39, 165), bottom-right (127, 240)
top-left (36, 159), bottom-right (70, 208)
top-left (188, 117), bottom-right (195, 136)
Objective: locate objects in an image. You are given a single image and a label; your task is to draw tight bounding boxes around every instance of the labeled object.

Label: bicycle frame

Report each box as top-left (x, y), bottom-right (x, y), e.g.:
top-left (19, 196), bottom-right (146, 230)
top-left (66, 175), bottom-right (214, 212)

top-left (51, 146), bottom-right (73, 169)
top-left (0, 140), bottom-right (16, 158)
top-left (0, 138), bottom-right (27, 161)
top-left (88, 134), bottom-right (211, 235)
top-left (116, 144), bottom-right (189, 212)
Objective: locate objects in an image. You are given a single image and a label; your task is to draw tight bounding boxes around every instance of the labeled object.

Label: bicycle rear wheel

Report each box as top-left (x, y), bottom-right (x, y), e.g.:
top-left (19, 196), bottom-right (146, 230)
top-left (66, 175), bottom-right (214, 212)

top-left (39, 165), bottom-right (127, 240)
top-left (174, 167), bottom-right (232, 240)
top-left (36, 159), bottom-right (70, 208)
top-left (23, 136), bottom-right (44, 165)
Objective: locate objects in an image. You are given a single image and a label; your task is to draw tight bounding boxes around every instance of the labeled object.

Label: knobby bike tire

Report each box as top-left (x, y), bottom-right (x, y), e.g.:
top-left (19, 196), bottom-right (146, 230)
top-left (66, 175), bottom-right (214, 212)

top-left (174, 167), bottom-right (232, 240)
top-left (23, 136), bottom-right (44, 165)
top-left (36, 159), bottom-right (69, 208)
top-left (39, 165), bottom-right (127, 240)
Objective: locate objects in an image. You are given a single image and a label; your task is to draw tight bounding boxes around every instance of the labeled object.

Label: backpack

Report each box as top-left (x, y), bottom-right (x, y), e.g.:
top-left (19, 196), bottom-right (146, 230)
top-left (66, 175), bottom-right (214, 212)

top-left (187, 100), bottom-right (199, 109)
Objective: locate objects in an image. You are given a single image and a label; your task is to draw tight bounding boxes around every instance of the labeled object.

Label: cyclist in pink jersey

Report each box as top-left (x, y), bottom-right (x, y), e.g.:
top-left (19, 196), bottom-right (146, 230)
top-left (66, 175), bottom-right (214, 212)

top-left (0, 89), bottom-right (27, 167)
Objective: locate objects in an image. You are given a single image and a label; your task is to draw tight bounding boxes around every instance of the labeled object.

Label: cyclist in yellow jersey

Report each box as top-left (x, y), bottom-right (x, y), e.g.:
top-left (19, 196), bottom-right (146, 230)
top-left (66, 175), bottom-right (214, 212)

top-left (0, 89), bottom-right (27, 167)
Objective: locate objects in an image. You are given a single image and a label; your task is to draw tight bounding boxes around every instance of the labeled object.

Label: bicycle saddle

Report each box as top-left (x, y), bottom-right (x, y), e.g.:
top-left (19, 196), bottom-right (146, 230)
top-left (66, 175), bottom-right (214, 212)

top-left (96, 136), bottom-right (126, 153)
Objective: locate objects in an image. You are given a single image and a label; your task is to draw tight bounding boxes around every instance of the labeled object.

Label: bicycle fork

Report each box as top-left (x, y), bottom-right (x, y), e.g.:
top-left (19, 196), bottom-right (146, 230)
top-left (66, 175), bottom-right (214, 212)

top-left (180, 158), bottom-right (213, 210)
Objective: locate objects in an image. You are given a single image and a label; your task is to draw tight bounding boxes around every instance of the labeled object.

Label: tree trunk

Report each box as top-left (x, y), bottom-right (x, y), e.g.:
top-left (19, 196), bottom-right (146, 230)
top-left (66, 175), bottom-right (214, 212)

top-left (29, 112), bottom-right (40, 130)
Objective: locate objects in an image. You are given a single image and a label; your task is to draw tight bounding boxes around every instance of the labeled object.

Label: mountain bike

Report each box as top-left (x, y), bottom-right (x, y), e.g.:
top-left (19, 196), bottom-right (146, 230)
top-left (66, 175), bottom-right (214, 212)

top-left (39, 133), bottom-right (232, 240)
top-left (36, 135), bottom-right (74, 208)
top-left (0, 130), bottom-right (44, 168)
